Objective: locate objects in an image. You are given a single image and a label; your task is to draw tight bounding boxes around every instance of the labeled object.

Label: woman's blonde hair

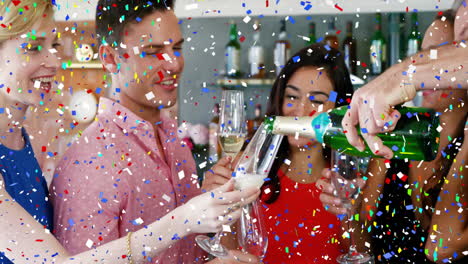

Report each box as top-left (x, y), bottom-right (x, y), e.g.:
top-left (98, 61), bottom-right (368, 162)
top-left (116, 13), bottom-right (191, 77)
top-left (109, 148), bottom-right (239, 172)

top-left (0, 0), bottom-right (54, 43)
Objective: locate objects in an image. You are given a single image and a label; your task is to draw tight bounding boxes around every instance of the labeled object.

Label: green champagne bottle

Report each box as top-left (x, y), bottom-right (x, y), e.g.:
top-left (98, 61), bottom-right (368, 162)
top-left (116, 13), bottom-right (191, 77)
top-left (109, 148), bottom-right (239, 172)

top-left (264, 106), bottom-right (440, 161)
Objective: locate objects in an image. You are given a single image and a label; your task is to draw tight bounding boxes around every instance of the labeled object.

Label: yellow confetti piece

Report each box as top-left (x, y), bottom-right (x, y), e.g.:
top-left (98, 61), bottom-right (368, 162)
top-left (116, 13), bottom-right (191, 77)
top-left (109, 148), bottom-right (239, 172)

top-left (433, 225), bottom-right (437, 232)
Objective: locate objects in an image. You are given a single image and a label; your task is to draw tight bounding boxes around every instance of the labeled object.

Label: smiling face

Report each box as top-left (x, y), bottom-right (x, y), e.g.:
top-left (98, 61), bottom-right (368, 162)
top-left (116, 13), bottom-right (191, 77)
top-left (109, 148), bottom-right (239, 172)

top-left (0, 17), bottom-right (59, 107)
top-left (106, 10), bottom-right (184, 110)
top-left (281, 66), bottom-right (335, 148)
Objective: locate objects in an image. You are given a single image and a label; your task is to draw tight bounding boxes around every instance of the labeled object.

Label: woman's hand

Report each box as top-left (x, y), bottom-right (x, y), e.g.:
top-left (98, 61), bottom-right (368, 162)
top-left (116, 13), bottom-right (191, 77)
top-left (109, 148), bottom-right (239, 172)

top-left (181, 179), bottom-right (260, 234)
top-left (203, 156), bottom-right (234, 191)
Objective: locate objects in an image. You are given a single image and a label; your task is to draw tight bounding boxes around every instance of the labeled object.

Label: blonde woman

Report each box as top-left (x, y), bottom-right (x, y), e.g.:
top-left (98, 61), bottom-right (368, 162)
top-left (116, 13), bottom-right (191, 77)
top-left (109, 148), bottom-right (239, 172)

top-left (0, 1), bottom-right (258, 263)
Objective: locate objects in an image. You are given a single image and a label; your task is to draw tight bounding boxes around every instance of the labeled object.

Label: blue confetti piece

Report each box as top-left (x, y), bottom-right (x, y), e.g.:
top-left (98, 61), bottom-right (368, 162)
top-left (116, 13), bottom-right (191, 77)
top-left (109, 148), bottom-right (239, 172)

top-left (136, 17), bottom-right (142, 22)
top-left (406, 112), bottom-right (413, 118)
top-left (246, 9), bottom-right (252, 15)
top-left (383, 253), bottom-right (393, 259)
top-left (287, 103), bottom-right (293, 107)
top-left (328, 91), bottom-right (337, 102)
top-left (288, 16), bottom-right (296, 24)
top-left (421, 82), bottom-right (425, 88)
top-left (391, 145), bottom-right (399, 151)
top-left (406, 204), bottom-right (414, 210)
top-left (0, 108), bottom-right (4, 114)
top-left (435, 75), bottom-right (441, 80)
top-left (95, 87), bottom-right (102, 94)
top-left (115, 88), bottom-right (121, 93)
top-left (68, 218), bottom-right (75, 227)
top-left (304, 4), bottom-right (312, 10)
top-left (47, 152), bottom-right (54, 157)
top-left (292, 55), bottom-right (300, 62)
top-left (376, 211), bottom-right (383, 216)
top-left (65, 15), bottom-right (70, 21)
top-left (324, 44), bottom-right (331, 51)
top-left (174, 51), bottom-right (181, 57)
top-left (361, 128), bottom-right (368, 134)
top-left (275, 235), bottom-right (280, 241)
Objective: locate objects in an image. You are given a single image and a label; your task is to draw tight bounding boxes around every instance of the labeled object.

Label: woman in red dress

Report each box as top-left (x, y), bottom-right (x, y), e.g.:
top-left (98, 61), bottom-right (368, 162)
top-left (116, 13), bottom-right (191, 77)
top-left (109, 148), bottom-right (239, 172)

top-left (260, 43), bottom-right (354, 263)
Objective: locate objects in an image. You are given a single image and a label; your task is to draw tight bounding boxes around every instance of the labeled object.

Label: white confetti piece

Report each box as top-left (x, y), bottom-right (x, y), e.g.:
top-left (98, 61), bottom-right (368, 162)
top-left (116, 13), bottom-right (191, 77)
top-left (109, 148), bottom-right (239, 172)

top-left (86, 239), bottom-right (93, 248)
top-left (133, 46), bottom-right (140, 55)
top-left (178, 170), bottom-right (185, 180)
top-left (243, 16), bottom-right (251, 23)
top-left (437, 125), bottom-right (443, 132)
top-left (34, 80), bottom-right (41, 88)
top-left (184, 3), bottom-right (198, 10)
top-left (264, 188), bottom-right (271, 194)
top-left (133, 217), bottom-right (144, 225)
top-left (162, 194), bottom-right (171, 202)
top-left (162, 53), bottom-right (171, 61)
top-left (397, 172), bottom-right (404, 179)
top-left (145, 91), bottom-right (155, 100)
top-left (284, 159), bottom-right (291, 165)
top-left (199, 161), bottom-right (207, 169)
top-left (222, 225), bottom-right (231, 232)
top-left (430, 49), bottom-right (437, 60)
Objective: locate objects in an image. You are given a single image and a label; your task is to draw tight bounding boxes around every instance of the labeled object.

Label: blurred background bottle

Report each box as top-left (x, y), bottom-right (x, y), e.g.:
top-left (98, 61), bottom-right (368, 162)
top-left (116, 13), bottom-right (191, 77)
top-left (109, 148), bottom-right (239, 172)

top-left (324, 19), bottom-right (339, 49)
top-left (248, 20), bottom-right (265, 78)
top-left (274, 19), bottom-right (291, 76)
top-left (307, 22), bottom-right (317, 44)
top-left (407, 12), bottom-right (422, 57)
top-left (342, 21), bottom-right (357, 75)
top-left (226, 21), bottom-right (241, 78)
top-left (389, 13), bottom-right (406, 66)
top-left (370, 13), bottom-right (387, 76)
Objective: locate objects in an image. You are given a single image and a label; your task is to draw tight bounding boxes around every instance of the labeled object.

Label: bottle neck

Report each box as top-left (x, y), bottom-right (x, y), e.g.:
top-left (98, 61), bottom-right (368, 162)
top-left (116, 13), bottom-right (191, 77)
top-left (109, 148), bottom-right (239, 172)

top-left (229, 24), bottom-right (237, 41)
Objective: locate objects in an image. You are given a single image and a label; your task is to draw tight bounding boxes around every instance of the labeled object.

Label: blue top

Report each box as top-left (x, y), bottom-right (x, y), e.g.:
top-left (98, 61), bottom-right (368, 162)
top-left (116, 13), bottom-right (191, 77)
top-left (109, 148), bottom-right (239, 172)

top-left (0, 128), bottom-right (53, 263)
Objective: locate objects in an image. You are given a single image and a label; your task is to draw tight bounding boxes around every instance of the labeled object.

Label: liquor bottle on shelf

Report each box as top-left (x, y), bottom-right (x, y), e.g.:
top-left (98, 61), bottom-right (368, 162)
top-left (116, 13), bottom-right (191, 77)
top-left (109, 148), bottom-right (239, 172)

top-left (389, 13), bottom-right (406, 66)
top-left (342, 21), bottom-right (357, 75)
top-left (324, 19), bottom-right (339, 50)
top-left (406, 12), bottom-right (423, 107)
top-left (263, 106), bottom-right (440, 161)
top-left (406, 12), bottom-right (422, 57)
top-left (247, 104), bottom-right (263, 140)
top-left (226, 21), bottom-right (241, 78)
top-left (273, 19), bottom-right (291, 76)
top-left (307, 22), bottom-right (317, 44)
top-left (208, 103), bottom-right (221, 163)
top-left (248, 20), bottom-right (265, 78)
top-left (370, 13), bottom-right (387, 76)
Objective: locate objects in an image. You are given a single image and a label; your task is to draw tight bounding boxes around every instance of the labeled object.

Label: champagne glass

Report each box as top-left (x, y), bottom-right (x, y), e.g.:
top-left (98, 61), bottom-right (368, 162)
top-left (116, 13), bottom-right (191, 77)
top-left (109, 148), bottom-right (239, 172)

top-left (218, 90), bottom-right (247, 158)
top-left (234, 124), bottom-right (283, 259)
top-left (196, 90), bottom-right (247, 258)
top-left (331, 150), bottom-right (374, 264)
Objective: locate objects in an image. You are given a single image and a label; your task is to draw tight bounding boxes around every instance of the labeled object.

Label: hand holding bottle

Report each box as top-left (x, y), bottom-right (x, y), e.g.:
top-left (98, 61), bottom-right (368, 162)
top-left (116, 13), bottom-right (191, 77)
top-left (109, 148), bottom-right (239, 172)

top-left (181, 179), bottom-right (260, 234)
top-left (342, 64), bottom-right (417, 159)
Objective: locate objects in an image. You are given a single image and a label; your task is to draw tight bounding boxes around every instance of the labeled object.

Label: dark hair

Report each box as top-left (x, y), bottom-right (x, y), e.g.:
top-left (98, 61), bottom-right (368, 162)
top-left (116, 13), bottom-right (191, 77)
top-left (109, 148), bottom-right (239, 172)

top-left (96, 0), bottom-right (174, 47)
top-left (262, 43), bottom-right (354, 204)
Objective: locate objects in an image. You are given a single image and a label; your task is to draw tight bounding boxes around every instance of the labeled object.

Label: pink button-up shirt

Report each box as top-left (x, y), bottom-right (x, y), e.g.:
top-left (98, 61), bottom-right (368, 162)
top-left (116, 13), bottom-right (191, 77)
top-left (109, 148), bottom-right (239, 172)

top-left (51, 97), bottom-right (206, 263)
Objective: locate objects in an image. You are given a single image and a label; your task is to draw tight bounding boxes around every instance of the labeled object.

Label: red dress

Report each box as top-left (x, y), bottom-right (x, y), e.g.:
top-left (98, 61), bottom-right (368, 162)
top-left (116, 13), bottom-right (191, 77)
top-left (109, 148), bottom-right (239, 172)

top-left (260, 169), bottom-right (344, 263)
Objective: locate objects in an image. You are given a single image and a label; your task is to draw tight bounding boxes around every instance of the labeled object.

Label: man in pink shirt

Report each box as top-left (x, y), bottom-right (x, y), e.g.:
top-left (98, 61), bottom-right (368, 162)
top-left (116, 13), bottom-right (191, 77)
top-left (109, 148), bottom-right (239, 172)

top-left (50, 0), bottom-right (254, 263)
